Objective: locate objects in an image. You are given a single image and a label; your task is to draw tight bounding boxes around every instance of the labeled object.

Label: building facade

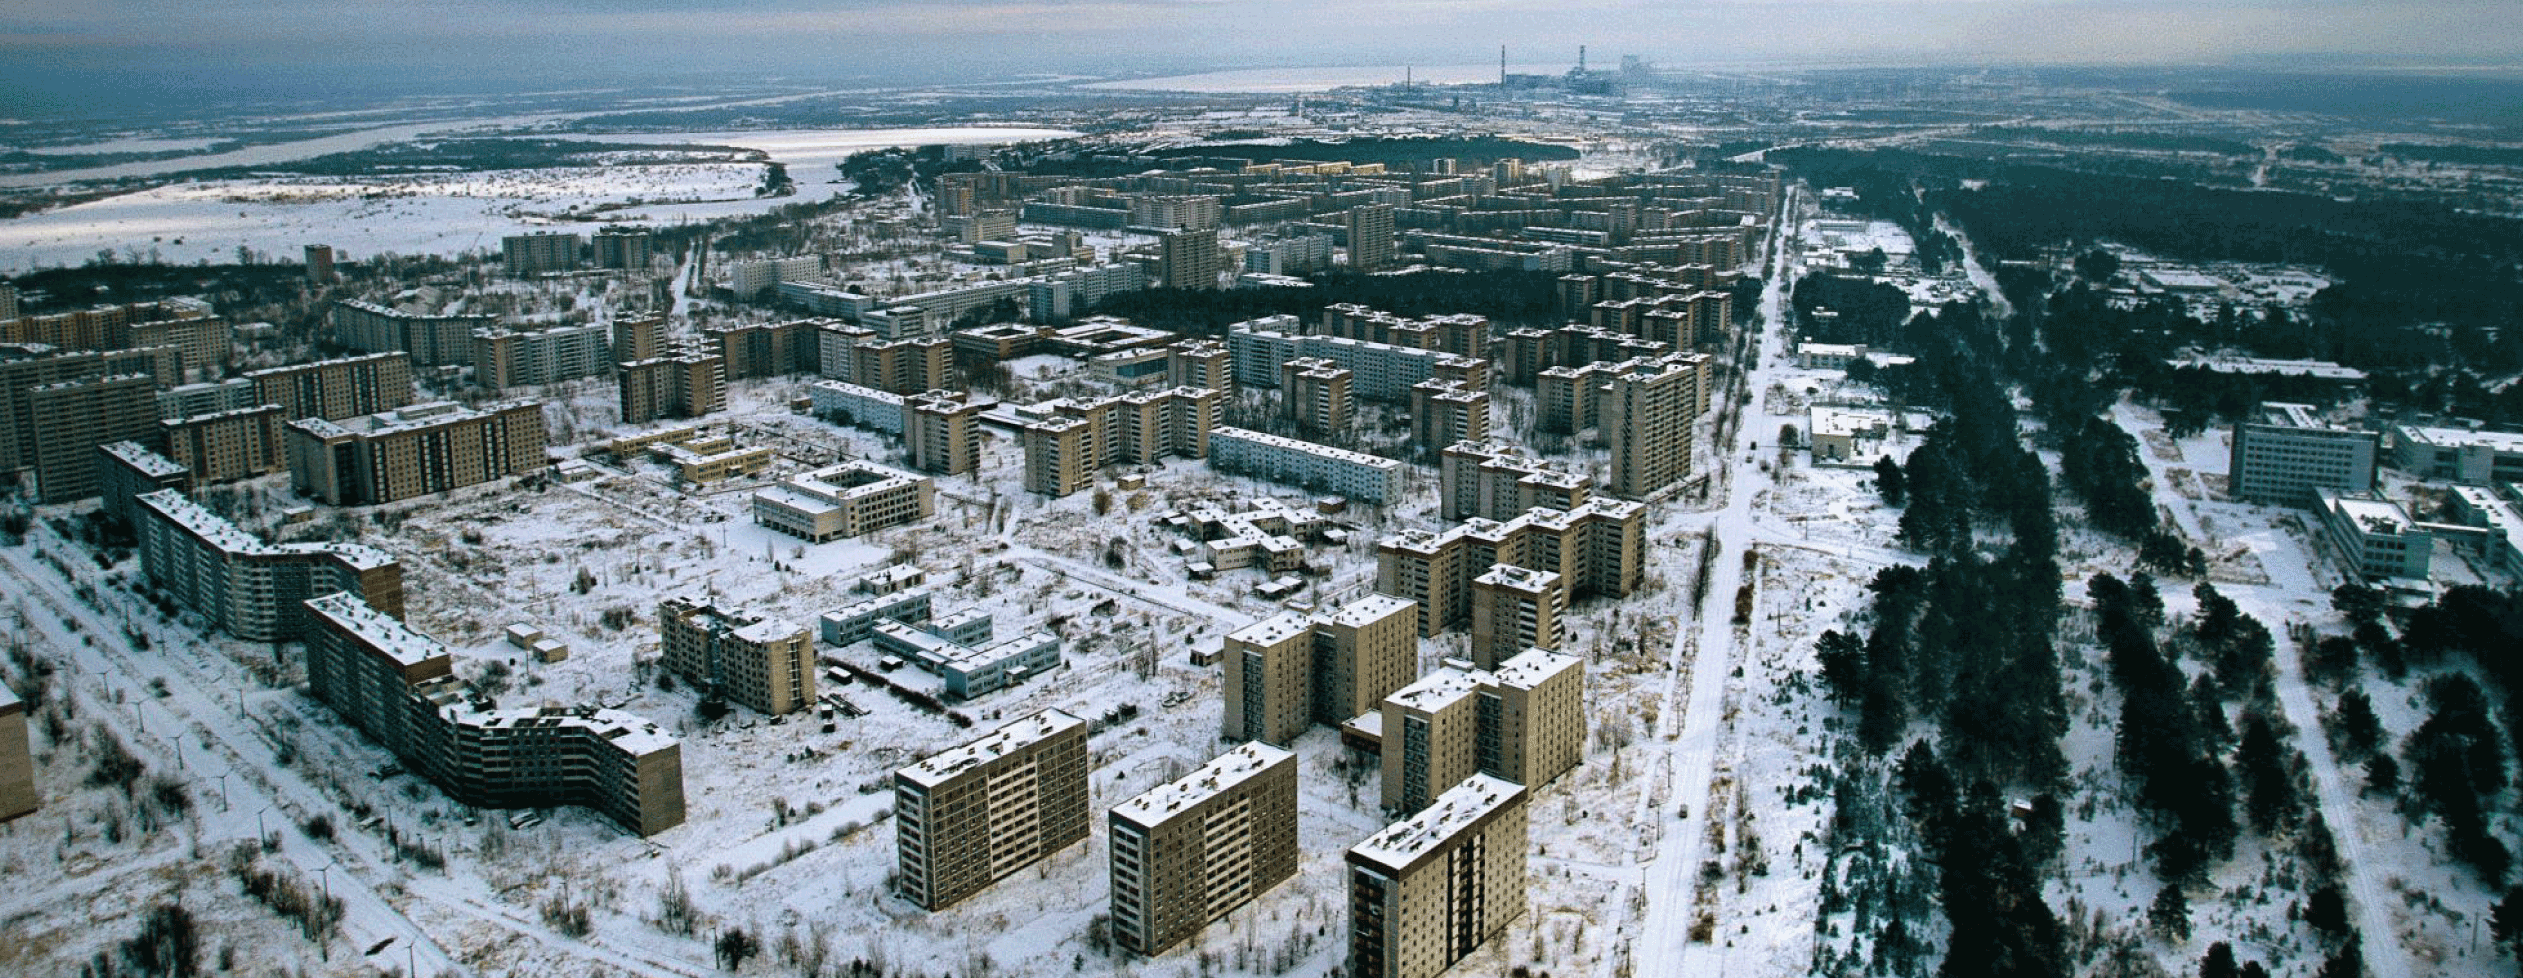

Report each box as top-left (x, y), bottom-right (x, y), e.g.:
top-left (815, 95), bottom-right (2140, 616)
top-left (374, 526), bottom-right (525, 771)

top-left (1376, 499), bottom-right (1645, 637)
top-left (1221, 595), bottom-right (1419, 746)
top-left (472, 323), bottom-right (612, 390)
top-left (1207, 426), bottom-right (1402, 505)
top-left (2229, 402), bottom-right (2379, 508)
top-left (1379, 649), bottom-right (1585, 813)
top-left (1109, 743), bottom-right (1300, 955)
top-left (286, 401), bottom-right (547, 505)
top-left (658, 597), bottom-right (815, 715)
top-left (163, 404), bottom-right (288, 484)
top-left (134, 488), bottom-right (404, 642)
top-left (895, 709), bottom-right (1091, 911)
top-left (618, 347), bottom-right (726, 424)
top-left (1347, 775), bottom-right (1528, 978)
top-left (247, 352), bottom-right (415, 422)
top-left (752, 461), bottom-right (936, 543)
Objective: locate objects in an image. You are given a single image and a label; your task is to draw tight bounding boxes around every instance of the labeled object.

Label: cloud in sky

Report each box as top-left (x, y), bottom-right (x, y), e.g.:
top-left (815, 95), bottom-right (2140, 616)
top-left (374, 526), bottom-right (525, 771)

top-left (4, 0), bottom-right (2519, 104)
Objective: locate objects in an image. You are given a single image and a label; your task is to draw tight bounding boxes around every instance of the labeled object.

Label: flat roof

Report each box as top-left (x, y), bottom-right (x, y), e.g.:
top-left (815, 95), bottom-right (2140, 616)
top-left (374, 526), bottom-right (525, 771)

top-left (306, 591), bottom-right (446, 669)
top-left (898, 708), bottom-right (1086, 790)
top-left (1386, 664), bottom-right (1480, 714)
top-left (1226, 612), bottom-right (1308, 647)
top-left (1322, 594), bottom-right (1414, 627)
top-left (104, 441), bottom-right (187, 478)
top-left (1349, 774), bottom-right (1524, 873)
top-left (2399, 426), bottom-right (2523, 454)
top-left (1488, 648), bottom-right (1581, 691)
top-left (1111, 742), bottom-right (1294, 827)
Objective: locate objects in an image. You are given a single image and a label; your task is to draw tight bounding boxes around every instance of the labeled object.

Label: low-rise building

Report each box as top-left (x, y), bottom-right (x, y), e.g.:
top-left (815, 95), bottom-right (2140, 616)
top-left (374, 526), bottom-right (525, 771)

top-left (2392, 425), bottom-right (2523, 486)
top-left (895, 709), bottom-right (1091, 911)
top-left (871, 617), bottom-right (1061, 699)
top-left (2315, 489), bottom-right (2434, 582)
top-left (752, 461), bottom-right (935, 542)
top-left (1109, 743), bottom-right (1300, 955)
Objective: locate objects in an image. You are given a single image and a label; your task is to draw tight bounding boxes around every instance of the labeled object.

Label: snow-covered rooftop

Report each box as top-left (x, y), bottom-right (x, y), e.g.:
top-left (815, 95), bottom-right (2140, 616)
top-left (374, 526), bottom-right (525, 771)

top-left (898, 708), bottom-right (1085, 790)
top-left (1110, 741), bottom-right (1293, 827)
top-left (1350, 774), bottom-right (1524, 872)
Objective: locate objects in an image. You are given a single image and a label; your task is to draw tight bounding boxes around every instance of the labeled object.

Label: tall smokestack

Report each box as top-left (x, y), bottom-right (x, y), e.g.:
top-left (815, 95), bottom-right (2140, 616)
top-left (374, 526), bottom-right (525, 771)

top-left (1501, 45), bottom-right (1508, 86)
top-left (1580, 45), bottom-right (1588, 73)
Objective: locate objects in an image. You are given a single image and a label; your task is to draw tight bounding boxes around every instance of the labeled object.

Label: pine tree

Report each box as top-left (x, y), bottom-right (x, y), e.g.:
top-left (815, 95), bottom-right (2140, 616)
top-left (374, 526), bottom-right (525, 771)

top-left (2150, 884), bottom-right (2192, 942)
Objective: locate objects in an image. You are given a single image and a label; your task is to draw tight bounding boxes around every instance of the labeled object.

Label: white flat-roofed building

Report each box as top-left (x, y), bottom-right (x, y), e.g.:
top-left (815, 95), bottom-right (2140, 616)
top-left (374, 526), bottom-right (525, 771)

top-left (2315, 488), bottom-right (2434, 582)
top-left (2393, 425), bottom-right (2523, 485)
top-left (2229, 402), bottom-right (2378, 508)
top-left (1208, 426), bottom-right (1401, 505)
top-left (819, 588), bottom-right (935, 646)
top-left (871, 616), bottom-right (1060, 699)
top-left (1109, 743), bottom-right (1299, 955)
top-left (752, 461), bottom-right (935, 542)
top-left (809, 380), bottom-right (906, 433)
top-left (1346, 774), bottom-right (1528, 978)
top-left (895, 709), bottom-right (1090, 911)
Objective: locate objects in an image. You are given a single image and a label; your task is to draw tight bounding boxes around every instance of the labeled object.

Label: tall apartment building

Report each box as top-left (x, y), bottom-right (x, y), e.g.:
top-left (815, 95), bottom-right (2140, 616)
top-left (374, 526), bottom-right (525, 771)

top-left (1501, 324), bottom-right (1667, 386)
top-left (708, 319), bottom-right (825, 379)
top-left (1208, 426), bottom-right (1402, 505)
top-left (1281, 358), bottom-right (1354, 434)
top-left (303, 593), bottom-right (685, 836)
top-left (472, 323), bottom-right (613, 389)
top-left (304, 244), bottom-right (336, 284)
top-left (1376, 499), bottom-right (1645, 637)
top-left (1320, 305), bottom-right (1487, 358)
top-left (1439, 442), bottom-right (1592, 522)
top-left (1168, 340), bottom-right (1233, 391)
top-left (163, 404), bottom-right (287, 484)
top-left (1604, 354), bottom-right (1704, 499)
top-left (1109, 743), bottom-right (1300, 955)
top-left (1386, 656), bottom-right (1587, 817)
top-left (895, 709), bottom-right (1091, 911)
top-left (1346, 775), bottom-right (1528, 978)
top-left (1029, 263), bottom-right (1148, 323)
top-left (618, 347), bottom-right (726, 424)
top-left (1221, 594), bottom-right (1419, 746)
top-left (2229, 402), bottom-right (2379, 508)
top-left (0, 681), bottom-right (34, 823)
top-left (134, 488), bottom-right (404, 642)
top-left (842, 335), bottom-right (954, 395)
top-left (1, 298), bottom-right (210, 354)
top-left (99, 442), bottom-right (190, 531)
top-left (1, 345), bottom-right (170, 501)
top-left (906, 389), bottom-right (987, 476)
top-left (1536, 351), bottom-right (1708, 436)
top-left (658, 597), bottom-right (815, 715)
top-left (1409, 379), bottom-right (1490, 452)
top-left (1469, 566), bottom-right (1564, 666)
top-left (613, 316), bottom-right (666, 364)
top-left (1017, 387), bottom-right (1220, 496)
top-left (1131, 195), bottom-right (1223, 232)
top-left (0, 284), bottom-right (17, 321)
top-left (751, 461), bottom-right (936, 542)
top-left (1344, 204), bottom-right (1398, 272)
top-left (329, 301), bottom-right (491, 367)
top-left (1226, 315), bottom-right (1482, 402)
top-left (1159, 230), bottom-right (1226, 291)
top-left (502, 232), bottom-right (585, 276)
top-left (285, 401), bottom-right (547, 506)
top-left (23, 372), bottom-right (157, 503)
top-left (247, 352), bottom-right (415, 421)
top-left (592, 227), bottom-right (652, 270)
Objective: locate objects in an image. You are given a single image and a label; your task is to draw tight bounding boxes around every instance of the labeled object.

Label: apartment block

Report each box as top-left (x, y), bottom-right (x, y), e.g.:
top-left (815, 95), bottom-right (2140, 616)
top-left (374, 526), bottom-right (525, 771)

top-left (1378, 649), bottom-right (1581, 813)
top-left (2228, 402), bottom-right (2379, 508)
top-left (907, 389), bottom-right (987, 476)
top-left (1226, 315), bottom-right (1478, 402)
top-left (2392, 425), bottom-right (2523, 485)
top-left (845, 335), bottom-right (955, 395)
top-left (1376, 499), bottom-right (1645, 637)
top-left (1109, 743), bottom-right (1299, 955)
top-left (1319, 305), bottom-right (1486, 357)
top-left (1347, 775), bottom-right (1528, 978)
top-left (658, 597), bottom-right (815, 716)
top-left (613, 316), bottom-right (667, 364)
top-left (1, 345), bottom-right (168, 496)
top-left (895, 709), bottom-right (1091, 911)
top-left (1438, 442), bottom-right (1591, 522)
top-left (1604, 354), bottom-right (1705, 499)
top-left (1221, 594), bottom-right (1419, 746)
top-left (1282, 357), bottom-right (1354, 434)
top-left (1537, 352), bottom-right (1708, 436)
top-left (1168, 340), bottom-right (1233, 391)
top-left (1470, 561), bottom-right (1562, 656)
top-left (1, 298), bottom-right (210, 353)
top-left (708, 319), bottom-right (825, 379)
top-left (1344, 204), bottom-right (1398, 272)
top-left (1029, 263), bottom-right (1148, 324)
top-left (1244, 234), bottom-right (1335, 276)
top-left (1016, 387), bottom-right (1220, 496)
top-left (473, 323), bottom-right (613, 390)
top-left (809, 380), bottom-right (908, 435)
top-left (286, 401), bottom-right (547, 506)
top-left (752, 461), bottom-right (936, 542)
top-left (502, 232), bottom-right (585, 276)
top-left (1133, 195), bottom-right (1223, 232)
top-left (99, 441), bottom-right (189, 531)
top-left (24, 372), bottom-right (157, 502)
top-left (163, 404), bottom-right (287, 484)
top-left (617, 347), bottom-right (726, 424)
top-left (1208, 426), bottom-right (1402, 505)
top-left (329, 300), bottom-right (491, 366)
top-left (1501, 324), bottom-right (1667, 386)
top-left (134, 488), bottom-right (404, 642)
top-left (1409, 379), bottom-right (1490, 451)
top-left (247, 352), bottom-right (415, 421)
top-left (157, 378), bottom-right (258, 420)
top-left (304, 593), bottom-right (684, 836)
top-left (0, 682), bottom-right (35, 823)
top-left (592, 227), bottom-right (652, 270)
top-left (1159, 230), bottom-right (1226, 291)
top-left (729, 256), bottom-right (823, 299)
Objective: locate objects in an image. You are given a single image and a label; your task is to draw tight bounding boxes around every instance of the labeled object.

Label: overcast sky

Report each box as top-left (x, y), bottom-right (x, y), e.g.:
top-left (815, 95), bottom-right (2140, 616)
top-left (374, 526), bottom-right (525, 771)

top-left (5, 0), bottom-right (2520, 108)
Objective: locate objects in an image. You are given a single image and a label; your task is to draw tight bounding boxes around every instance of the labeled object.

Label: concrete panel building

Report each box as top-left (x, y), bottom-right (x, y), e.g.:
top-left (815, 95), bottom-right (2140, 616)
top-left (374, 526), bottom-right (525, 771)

top-left (895, 709), bottom-right (1091, 911)
top-left (2315, 488), bottom-right (2434, 582)
top-left (752, 461), bottom-right (935, 542)
top-left (618, 346), bottom-right (726, 424)
top-left (0, 345), bottom-right (170, 501)
top-left (1438, 442), bottom-right (1592, 522)
top-left (0, 681), bottom-right (37, 823)
top-left (1409, 379), bottom-right (1490, 452)
top-left (163, 404), bottom-right (287, 484)
top-left (304, 593), bottom-right (685, 836)
top-left (1379, 650), bottom-right (1585, 813)
top-left (2392, 425), bottom-right (2523, 486)
top-left (473, 323), bottom-right (612, 390)
top-left (1222, 595), bottom-right (1419, 747)
top-left (99, 441), bottom-right (190, 531)
top-left (1208, 427), bottom-right (1402, 505)
top-left (1017, 387), bottom-right (1220, 496)
top-left (24, 372), bottom-right (157, 503)
top-left (1109, 743), bottom-right (1300, 955)
top-left (1346, 775), bottom-right (1528, 978)
top-left (907, 389), bottom-right (987, 476)
top-left (658, 597), bottom-right (815, 716)
top-left (502, 232), bottom-right (585, 276)
top-left (1282, 358), bottom-right (1354, 434)
top-left (1344, 204), bottom-right (1397, 272)
top-left (329, 301), bottom-right (491, 367)
top-left (134, 488), bottom-right (404, 642)
top-left (286, 401), bottom-right (547, 506)
top-left (1159, 230), bottom-right (1226, 291)
top-left (1470, 566), bottom-right (1564, 666)
top-left (2229, 402), bottom-right (2379, 508)
top-left (247, 352), bottom-right (415, 422)
top-left (1376, 499), bottom-right (1644, 638)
